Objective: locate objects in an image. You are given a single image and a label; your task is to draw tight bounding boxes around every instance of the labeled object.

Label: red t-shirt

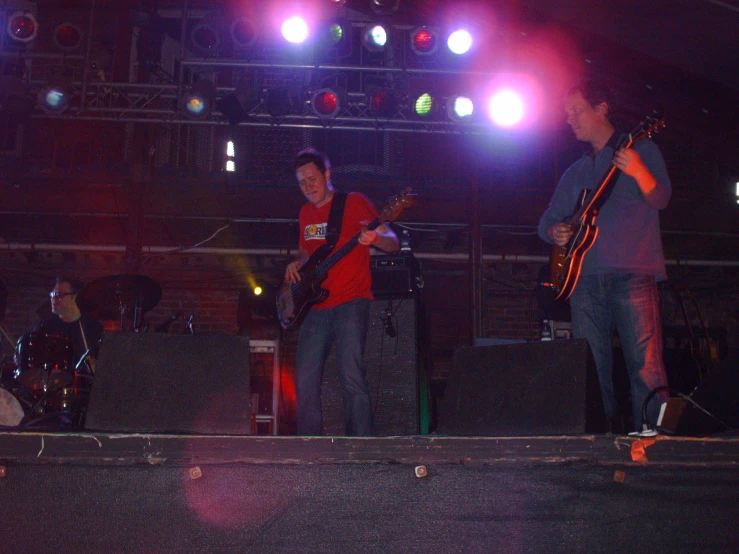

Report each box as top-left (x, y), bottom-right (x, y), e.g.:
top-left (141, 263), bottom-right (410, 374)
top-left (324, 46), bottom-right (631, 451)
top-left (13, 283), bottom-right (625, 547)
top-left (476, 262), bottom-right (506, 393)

top-left (299, 192), bottom-right (378, 309)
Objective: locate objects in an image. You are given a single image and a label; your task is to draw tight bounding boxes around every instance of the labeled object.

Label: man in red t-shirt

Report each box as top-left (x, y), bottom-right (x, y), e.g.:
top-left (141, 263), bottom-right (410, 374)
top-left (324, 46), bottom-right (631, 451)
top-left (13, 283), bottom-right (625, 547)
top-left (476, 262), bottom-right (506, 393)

top-left (284, 148), bottom-right (399, 436)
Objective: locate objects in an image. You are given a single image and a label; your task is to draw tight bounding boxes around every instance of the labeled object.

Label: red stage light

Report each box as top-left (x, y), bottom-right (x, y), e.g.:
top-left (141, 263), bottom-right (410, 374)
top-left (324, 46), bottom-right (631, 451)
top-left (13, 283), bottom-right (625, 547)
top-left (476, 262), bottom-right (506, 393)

top-left (53, 23), bottom-right (82, 51)
top-left (7, 12), bottom-right (38, 44)
top-left (411, 28), bottom-right (437, 55)
top-left (312, 89), bottom-right (340, 118)
top-left (368, 90), bottom-right (398, 118)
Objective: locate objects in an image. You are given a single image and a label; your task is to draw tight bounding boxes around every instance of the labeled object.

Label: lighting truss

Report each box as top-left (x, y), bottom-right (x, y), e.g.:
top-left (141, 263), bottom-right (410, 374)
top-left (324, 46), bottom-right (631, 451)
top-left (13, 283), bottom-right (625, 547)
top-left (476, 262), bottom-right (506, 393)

top-left (23, 62), bottom-right (498, 135)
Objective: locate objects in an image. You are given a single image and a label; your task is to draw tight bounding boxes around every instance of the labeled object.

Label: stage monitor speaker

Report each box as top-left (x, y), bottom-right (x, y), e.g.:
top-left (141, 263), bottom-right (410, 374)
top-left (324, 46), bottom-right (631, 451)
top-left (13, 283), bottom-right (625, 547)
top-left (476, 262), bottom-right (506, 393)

top-left (321, 297), bottom-right (419, 436)
top-left (85, 332), bottom-right (251, 434)
top-left (439, 339), bottom-right (606, 436)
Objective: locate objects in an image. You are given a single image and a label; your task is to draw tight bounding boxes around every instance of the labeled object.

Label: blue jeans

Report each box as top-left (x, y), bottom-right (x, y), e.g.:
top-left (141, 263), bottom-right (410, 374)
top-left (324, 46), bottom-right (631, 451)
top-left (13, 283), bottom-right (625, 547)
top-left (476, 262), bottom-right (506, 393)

top-left (295, 298), bottom-right (374, 436)
top-left (570, 273), bottom-right (668, 431)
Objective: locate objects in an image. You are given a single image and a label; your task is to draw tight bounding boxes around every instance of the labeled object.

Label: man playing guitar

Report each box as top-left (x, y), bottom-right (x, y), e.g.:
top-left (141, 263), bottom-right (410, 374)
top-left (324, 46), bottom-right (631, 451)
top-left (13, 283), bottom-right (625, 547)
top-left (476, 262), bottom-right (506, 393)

top-left (284, 148), bottom-right (399, 436)
top-left (537, 78), bottom-right (672, 434)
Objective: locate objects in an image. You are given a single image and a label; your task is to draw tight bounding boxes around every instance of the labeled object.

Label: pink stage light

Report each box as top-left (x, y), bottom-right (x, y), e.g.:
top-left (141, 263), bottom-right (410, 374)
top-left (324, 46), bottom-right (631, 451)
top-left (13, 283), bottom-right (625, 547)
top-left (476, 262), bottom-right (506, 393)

top-left (488, 89), bottom-right (525, 127)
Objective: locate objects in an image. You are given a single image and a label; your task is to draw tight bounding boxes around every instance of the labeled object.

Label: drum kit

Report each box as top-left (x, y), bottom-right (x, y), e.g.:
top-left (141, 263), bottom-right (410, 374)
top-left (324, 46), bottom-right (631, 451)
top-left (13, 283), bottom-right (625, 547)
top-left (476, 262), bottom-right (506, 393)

top-left (0, 274), bottom-right (161, 429)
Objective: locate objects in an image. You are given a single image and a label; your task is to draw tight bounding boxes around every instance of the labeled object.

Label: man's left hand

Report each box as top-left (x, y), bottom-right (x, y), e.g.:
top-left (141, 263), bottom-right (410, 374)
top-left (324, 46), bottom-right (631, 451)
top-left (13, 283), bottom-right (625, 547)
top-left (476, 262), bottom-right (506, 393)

top-left (358, 228), bottom-right (377, 246)
top-left (613, 147), bottom-right (646, 178)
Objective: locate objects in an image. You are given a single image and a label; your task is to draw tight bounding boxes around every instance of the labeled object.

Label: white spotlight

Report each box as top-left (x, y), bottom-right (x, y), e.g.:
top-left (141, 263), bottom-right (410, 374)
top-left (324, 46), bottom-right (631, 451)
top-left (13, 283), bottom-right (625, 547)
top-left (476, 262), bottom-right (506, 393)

top-left (447, 29), bottom-right (472, 55)
top-left (281, 16), bottom-right (308, 44)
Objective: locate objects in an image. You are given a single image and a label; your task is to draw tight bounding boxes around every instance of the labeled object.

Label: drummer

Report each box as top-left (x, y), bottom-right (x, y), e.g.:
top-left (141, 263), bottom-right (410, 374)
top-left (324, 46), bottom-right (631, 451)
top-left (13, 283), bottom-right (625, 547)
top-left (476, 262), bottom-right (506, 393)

top-left (35, 277), bottom-right (104, 375)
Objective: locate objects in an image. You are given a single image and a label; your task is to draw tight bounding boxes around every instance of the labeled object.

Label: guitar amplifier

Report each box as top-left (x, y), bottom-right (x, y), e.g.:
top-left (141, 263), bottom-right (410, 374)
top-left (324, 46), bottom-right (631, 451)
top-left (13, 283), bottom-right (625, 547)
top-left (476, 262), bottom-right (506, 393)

top-left (370, 253), bottom-right (421, 299)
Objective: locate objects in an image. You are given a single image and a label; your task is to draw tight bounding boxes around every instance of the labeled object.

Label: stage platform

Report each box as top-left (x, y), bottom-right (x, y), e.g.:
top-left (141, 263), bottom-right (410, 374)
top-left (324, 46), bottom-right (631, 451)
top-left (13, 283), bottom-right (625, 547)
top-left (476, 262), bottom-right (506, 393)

top-left (1, 432), bottom-right (738, 553)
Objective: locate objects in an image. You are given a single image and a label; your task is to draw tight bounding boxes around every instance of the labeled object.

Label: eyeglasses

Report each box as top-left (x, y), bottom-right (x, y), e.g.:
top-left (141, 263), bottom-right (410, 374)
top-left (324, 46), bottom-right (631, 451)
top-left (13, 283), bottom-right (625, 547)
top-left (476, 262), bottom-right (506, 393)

top-left (49, 292), bottom-right (76, 300)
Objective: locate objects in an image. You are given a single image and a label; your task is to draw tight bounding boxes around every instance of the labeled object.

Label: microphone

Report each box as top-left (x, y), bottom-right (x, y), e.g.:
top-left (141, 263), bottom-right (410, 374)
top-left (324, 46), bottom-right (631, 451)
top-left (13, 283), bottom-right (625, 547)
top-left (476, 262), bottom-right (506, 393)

top-left (155, 313), bottom-right (182, 333)
top-left (75, 349), bottom-right (91, 370)
top-left (185, 312), bottom-right (197, 334)
top-left (384, 307), bottom-right (396, 338)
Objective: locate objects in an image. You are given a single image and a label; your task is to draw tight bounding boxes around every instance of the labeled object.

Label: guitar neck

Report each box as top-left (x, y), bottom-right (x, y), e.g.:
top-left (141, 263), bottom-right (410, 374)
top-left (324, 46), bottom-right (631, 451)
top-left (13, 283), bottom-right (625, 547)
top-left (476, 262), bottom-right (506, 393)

top-left (569, 132), bottom-right (638, 225)
top-left (309, 216), bottom-right (382, 283)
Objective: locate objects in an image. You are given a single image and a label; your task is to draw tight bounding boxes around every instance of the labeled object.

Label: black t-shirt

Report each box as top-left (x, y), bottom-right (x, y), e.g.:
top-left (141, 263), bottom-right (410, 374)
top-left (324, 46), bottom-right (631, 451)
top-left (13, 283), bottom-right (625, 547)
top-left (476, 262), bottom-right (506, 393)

top-left (35, 314), bottom-right (104, 367)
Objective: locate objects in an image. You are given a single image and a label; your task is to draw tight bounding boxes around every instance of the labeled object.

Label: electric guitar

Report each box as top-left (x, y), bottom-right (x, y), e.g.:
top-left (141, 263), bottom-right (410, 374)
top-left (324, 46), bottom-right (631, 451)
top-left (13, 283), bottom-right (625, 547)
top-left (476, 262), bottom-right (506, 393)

top-left (547, 112), bottom-right (666, 301)
top-left (276, 188), bottom-right (415, 331)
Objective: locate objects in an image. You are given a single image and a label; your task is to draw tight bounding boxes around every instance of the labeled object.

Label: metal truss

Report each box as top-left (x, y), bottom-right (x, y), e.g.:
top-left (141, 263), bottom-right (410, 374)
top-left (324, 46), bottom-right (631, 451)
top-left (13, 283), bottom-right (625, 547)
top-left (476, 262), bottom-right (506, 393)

top-left (0, 1), bottom-right (507, 134)
top-left (25, 64), bottom-right (499, 135)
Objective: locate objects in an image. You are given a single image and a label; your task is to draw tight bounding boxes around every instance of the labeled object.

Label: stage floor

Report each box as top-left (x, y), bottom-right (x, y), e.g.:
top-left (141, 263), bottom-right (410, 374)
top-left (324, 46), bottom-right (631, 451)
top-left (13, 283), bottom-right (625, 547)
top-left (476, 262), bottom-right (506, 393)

top-left (1, 432), bottom-right (738, 553)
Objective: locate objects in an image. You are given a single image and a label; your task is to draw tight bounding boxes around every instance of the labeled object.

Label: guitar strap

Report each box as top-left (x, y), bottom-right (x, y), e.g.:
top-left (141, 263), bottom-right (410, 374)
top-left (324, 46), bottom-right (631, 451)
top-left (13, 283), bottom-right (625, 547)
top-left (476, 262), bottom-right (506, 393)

top-left (590, 131), bottom-right (628, 213)
top-left (325, 191), bottom-right (347, 248)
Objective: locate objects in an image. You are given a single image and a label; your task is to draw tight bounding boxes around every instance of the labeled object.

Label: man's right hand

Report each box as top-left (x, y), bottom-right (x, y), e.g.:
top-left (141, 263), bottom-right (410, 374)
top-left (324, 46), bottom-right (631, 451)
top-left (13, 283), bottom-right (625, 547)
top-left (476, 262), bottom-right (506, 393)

top-left (548, 223), bottom-right (573, 246)
top-left (285, 260), bottom-right (303, 284)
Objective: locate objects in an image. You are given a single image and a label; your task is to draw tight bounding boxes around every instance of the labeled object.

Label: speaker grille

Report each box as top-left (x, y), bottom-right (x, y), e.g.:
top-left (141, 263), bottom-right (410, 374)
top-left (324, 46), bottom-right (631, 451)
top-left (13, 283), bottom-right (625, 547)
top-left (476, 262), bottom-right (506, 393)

top-left (439, 339), bottom-right (605, 436)
top-left (321, 298), bottom-right (419, 436)
top-left (86, 333), bottom-right (252, 434)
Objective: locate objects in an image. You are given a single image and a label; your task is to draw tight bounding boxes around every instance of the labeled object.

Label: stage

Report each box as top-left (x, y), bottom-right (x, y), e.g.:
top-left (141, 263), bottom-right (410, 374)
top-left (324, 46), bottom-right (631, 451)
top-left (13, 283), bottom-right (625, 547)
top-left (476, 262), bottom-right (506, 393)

top-left (1, 431), bottom-right (737, 553)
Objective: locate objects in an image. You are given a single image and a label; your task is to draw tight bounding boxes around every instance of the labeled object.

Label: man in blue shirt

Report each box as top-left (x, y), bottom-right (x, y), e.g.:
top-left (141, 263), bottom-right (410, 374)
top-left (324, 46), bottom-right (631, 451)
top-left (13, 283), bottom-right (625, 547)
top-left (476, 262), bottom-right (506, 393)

top-left (538, 78), bottom-right (671, 434)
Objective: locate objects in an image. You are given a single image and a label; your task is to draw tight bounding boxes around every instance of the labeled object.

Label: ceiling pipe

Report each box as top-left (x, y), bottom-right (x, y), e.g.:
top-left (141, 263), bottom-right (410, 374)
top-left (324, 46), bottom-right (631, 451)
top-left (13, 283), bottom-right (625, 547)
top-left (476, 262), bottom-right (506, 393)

top-left (0, 242), bottom-right (737, 267)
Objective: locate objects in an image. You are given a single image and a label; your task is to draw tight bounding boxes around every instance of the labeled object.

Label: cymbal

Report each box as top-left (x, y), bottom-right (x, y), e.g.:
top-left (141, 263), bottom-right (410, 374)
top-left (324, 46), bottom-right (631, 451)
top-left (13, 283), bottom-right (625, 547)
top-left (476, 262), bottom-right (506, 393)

top-left (77, 274), bottom-right (162, 316)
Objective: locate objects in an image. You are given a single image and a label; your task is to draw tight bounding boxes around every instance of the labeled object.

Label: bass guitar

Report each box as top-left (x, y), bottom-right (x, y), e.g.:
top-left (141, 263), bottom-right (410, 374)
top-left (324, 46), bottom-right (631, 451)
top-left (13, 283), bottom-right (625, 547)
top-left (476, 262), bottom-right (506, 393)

top-left (276, 188), bottom-right (415, 331)
top-left (548, 112), bottom-right (666, 301)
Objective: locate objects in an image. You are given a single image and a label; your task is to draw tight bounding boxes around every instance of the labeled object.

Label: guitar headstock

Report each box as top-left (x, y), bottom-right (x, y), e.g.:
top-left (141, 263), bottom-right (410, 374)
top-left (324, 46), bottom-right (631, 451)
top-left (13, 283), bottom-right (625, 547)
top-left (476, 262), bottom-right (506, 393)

top-left (379, 187), bottom-right (416, 223)
top-left (630, 110), bottom-right (666, 142)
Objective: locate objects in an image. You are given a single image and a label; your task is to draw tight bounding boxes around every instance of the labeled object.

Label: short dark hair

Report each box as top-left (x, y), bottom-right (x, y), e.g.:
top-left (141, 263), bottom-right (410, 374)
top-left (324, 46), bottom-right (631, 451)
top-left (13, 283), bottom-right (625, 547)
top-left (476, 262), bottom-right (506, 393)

top-left (55, 276), bottom-right (83, 295)
top-left (293, 148), bottom-right (331, 174)
top-left (567, 77), bottom-right (617, 119)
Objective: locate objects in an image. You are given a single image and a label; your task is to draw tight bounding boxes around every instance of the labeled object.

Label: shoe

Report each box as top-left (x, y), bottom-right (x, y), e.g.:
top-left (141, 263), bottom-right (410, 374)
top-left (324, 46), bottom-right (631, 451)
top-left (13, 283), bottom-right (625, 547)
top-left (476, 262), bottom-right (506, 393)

top-left (628, 424), bottom-right (659, 438)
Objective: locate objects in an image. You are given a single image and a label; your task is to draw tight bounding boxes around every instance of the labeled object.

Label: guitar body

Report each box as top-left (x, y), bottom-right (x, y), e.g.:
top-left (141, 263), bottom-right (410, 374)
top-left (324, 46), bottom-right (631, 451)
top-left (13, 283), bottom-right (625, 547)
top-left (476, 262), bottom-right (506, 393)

top-left (549, 218), bottom-right (598, 301)
top-left (276, 244), bottom-right (333, 331)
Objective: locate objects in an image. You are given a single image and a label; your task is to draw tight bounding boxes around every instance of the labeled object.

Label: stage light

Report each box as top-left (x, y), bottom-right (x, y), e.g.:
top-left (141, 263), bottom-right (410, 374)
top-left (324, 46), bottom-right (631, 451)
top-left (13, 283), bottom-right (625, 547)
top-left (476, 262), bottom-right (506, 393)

top-left (311, 88), bottom-right (341, 119)
top-left (447, 95), bottom-right (474, 122)
top-left (219, 80), bottom-right (260, 125)
top-left (367, 88), bottom-right (398, 118)
top-left (362, 24), bottom-right (389, 52)
top-left (488, 89), bottom-right (524, 127)
top-left (320, 18), bottom-right (352, 57)
top-left (230, 18), bottom-right (257, 49)
top-left (281, 16), bottom-right (308, 44)
top-left (180, 79), bottom-right (216, 120)
top-left (410, 27), bottom-right (438, 56)
top-left (447, 29), bottom-right (472, 55)
top-left (191, 23), bottom-right (221, 55)
top-left (411, 92), bottom-right (435, 118)
top-left (6, 11), bottom-right (38, 44)
top-left (53, 23), bottom-right (82, 51)
top-left (265, 87), bottom-right (296, 117)
top-left (38, 86), bottom-right (71, 114)
top-left (371, 0), bottom-right (400, 14)
top-left (329, 22), bottom-right (344, 44)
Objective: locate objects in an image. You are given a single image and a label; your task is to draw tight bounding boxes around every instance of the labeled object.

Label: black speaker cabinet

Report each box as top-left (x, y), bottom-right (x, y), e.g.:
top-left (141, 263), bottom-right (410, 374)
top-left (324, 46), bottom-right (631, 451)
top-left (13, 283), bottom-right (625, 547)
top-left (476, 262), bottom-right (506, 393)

top-left (321, 297), bottom-right (419, 436)
top-left (370, 253), bottom-right (420, 299)
top-left (439, 339), bottom-right (606, 436)
top-left (85, 332), bottom-right (251, 434)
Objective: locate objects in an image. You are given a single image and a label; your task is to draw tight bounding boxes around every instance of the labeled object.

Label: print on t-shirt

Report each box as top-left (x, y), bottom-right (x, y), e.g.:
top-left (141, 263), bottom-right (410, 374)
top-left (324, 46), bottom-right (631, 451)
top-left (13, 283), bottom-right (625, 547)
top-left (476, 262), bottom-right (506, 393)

top-left (304, 223), bottom-right (327, 242)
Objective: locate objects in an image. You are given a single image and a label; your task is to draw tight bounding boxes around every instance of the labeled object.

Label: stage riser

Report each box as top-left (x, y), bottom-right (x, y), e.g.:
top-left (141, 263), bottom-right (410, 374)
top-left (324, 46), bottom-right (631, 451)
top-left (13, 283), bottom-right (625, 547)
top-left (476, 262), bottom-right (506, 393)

top-left (0, 463), bottom-right (737, 553)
